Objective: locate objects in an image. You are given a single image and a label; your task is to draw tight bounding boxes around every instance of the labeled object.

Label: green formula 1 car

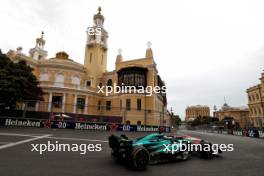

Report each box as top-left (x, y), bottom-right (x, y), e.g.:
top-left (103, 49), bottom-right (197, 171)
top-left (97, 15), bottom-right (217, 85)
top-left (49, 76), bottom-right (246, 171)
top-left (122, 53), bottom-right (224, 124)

top-left (108, 133), bottom-right (222, 170)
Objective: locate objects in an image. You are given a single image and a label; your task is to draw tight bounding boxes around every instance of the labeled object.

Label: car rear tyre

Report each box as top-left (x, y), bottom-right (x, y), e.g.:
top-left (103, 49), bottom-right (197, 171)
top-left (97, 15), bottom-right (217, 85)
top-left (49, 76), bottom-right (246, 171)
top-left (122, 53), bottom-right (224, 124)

top-left (111, 149), bottom-right (118, 157)
top-left (109, 135), bottom-right (119, 149)
top-left (131, 148), bottom-right (150, 170)
top-left (180, 151), bottom-right (189, 161)
top-left (200, 141), bottom-right (213, 159)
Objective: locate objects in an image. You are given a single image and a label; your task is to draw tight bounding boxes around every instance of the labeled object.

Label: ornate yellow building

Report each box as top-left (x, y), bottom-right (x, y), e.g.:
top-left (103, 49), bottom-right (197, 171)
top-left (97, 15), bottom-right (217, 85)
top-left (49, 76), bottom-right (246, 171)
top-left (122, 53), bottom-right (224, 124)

top-left (215, 103), bottom-right (249, 128)
top-left (185, 105), bottom-right (210, 122)
top-left (247, 71), bottom-right (264, 127)
top-left (7, 8), bottom-right (169, 126)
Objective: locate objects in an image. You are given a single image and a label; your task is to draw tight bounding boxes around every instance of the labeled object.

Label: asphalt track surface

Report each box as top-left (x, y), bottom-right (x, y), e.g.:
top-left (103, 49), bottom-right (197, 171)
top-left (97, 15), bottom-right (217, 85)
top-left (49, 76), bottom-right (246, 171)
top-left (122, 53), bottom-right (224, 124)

top-left (0, 127), bottom-right (263, 176)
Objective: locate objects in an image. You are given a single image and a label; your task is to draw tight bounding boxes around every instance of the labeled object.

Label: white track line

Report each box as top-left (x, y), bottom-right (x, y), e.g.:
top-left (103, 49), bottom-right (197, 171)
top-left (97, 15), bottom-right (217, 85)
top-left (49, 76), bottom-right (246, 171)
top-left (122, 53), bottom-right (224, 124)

top-left (47, 136), bottom-right (108, 143)
top-left (0, 133), bottom-right (40, 138)
top-left (0, 134), bottom-right (51, 150)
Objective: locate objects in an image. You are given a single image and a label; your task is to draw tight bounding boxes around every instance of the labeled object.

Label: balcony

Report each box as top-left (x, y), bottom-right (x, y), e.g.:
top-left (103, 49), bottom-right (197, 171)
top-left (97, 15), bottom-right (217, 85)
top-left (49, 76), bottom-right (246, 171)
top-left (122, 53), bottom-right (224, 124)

top-left (39, 81), bottom-right (96, 92)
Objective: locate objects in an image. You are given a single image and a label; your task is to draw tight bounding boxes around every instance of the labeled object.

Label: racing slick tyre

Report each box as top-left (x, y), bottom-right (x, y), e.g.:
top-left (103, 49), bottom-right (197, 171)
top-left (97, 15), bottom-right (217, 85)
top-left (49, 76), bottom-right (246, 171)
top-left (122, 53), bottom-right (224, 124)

top-left (130, 147), bottom-right (150, 170)
top-left (109, 135), bottom-right (119, 149)
top-left (111, 149), bottom-right (118, 158)
top-left (200, 140), bottom-right (213, 159)
top-left (109, 135), bottom-right (119, 158)
top-left (179, 151), bottom-right (190, 161)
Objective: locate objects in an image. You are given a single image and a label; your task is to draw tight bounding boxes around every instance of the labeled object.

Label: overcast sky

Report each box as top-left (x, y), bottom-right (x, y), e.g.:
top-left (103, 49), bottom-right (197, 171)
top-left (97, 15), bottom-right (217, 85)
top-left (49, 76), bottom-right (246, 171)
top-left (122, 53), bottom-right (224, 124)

top-left (0, 0), bottom-right (263, 119)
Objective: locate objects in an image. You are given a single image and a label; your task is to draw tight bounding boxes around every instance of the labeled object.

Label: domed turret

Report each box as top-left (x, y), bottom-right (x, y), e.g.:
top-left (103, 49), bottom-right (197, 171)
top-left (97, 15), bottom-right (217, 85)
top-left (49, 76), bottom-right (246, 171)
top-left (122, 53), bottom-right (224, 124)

top-left (145, 41), bottom-right (153, 58)
top-left (93, 7), bottom-right (104, 27)
top-left (115, 48), bottom-right (123, 64)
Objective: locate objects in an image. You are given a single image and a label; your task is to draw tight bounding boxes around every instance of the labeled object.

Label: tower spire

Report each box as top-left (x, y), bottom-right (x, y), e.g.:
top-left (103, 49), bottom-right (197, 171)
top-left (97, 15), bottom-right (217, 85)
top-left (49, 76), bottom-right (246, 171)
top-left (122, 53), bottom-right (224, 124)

top-left (29, 31), bottom-right (48, 60)
top-left (98, 6), bottom-right (102, 14)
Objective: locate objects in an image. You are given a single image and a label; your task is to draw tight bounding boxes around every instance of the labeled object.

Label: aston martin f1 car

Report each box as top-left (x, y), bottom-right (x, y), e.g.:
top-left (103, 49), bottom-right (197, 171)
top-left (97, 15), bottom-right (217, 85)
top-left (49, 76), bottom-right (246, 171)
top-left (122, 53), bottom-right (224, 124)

top-left (108, 133), bottom-right (222, 170)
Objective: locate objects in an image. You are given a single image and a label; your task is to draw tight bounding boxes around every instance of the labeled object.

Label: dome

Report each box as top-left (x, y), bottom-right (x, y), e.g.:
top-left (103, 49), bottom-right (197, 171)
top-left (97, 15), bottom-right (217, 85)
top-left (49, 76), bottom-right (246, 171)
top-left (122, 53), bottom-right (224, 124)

top-left (56, 51), bottom-right (69, 60)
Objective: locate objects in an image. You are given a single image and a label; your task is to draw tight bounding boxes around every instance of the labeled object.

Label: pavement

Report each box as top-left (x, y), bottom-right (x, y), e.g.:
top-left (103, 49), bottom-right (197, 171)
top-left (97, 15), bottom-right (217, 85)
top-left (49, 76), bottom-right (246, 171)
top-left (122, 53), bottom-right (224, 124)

top-left (0, 127), bottom-right (263, 176)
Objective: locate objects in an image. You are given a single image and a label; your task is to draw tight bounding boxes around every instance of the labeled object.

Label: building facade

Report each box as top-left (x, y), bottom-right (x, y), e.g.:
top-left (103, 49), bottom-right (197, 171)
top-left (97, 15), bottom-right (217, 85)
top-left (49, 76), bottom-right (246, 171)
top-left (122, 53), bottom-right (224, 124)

top-left (247, 71), bottom-right (264, 127)
top-left (185, 105), bottom-right (210, 122)
top-left (216, 103), bottom-right (249, 128)
top-left (6, 8), bottom-right (169, 126)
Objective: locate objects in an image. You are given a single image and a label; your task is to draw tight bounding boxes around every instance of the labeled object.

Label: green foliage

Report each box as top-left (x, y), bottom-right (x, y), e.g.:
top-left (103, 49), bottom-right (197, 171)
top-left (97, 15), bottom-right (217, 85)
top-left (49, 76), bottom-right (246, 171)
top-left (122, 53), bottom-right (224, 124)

top-left (191, 116), bottom-right (216, 126)
top-left (0, 50), bottom-right (43, 109)
top-left (172, 115), bottom-right (182, 126)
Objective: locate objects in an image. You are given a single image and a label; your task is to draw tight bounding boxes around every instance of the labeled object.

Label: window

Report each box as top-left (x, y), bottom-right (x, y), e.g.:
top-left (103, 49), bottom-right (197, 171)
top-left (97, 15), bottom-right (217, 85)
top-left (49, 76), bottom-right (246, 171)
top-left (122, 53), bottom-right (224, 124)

top-left (86, 80), bottom-right (91, 87)
top-left (27, 101), bottom-right (36, 108)
top-left (90, 53), bottom-right (92, 64)
top-left (40, 73), bottom-right (49, 81)
top-left (256, 94), bottom-right (259, 100)
top-left (77, 98), bottom-right (85, 110)
top-left (54, 74), bottom-right (64, 87)
top-left (106, 101), bottom-right (111, 111)
top-left (126, 99), bottom-right (131, 111)
top-left (72, 76), bottom-right (80, 87)
top-left (137, 99), bottom-right (141, 111)
top-left (107, 79), bottom-right (112, 91)
top-left (107, 79), bottom-right (112, 86)
top-left (52, 96), bottom-right (62, 108)
top-left (98, 101), bottom-right (101, 111)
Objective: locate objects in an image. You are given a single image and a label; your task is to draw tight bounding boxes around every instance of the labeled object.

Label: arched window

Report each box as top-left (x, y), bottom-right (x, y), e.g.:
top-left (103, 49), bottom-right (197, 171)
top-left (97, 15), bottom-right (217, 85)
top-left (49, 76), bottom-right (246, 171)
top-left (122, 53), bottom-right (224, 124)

top-left (256, 94), bottom-right (259, 100)
top-left (72, 76), bottom-right (80, 88)
top-left (107, 79), bottom-right (112, 91)
top-left (54, 73), bottom-right (64, 87)
top-left (125, 120), bottom-right (130, 125)
top-left (40, 73), bottom-right (49, 81)
top-left (107, 79), bottom-right (113, 87)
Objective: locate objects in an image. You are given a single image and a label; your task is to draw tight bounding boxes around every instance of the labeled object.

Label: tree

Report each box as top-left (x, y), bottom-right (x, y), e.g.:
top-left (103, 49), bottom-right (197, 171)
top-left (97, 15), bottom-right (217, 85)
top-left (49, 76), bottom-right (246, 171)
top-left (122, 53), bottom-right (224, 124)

top-left (191, 116), bottom-right (202, 126)
top-left (202, 116), bottom-right (211, 124)
top-left (172, 115), bottom-right (182, 126)
top-left (0, 50), bottom-right (43, 109)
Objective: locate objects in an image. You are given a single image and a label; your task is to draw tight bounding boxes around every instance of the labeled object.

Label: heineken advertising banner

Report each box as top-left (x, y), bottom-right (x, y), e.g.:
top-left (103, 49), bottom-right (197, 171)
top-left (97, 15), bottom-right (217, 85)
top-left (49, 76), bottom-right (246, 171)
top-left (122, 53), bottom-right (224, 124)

top-left (0, 118), bottom-right (45, 128)
top-left (52, 121), bottom-right (170, 132)
top-left (0, 117), bottom-right (170, 132)
top-left (208, 128), bottom-right (264, 139)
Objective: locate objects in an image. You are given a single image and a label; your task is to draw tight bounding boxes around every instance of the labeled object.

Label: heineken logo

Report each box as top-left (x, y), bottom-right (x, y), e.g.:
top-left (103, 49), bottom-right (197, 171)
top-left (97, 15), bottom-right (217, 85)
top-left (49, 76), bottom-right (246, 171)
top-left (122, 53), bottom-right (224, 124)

top-left (75, 123), bottom-right (107, 130)
top-left (137, 126), bottom-right (159, 132)
top-left (5, 118), bottom-right (41, 127)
